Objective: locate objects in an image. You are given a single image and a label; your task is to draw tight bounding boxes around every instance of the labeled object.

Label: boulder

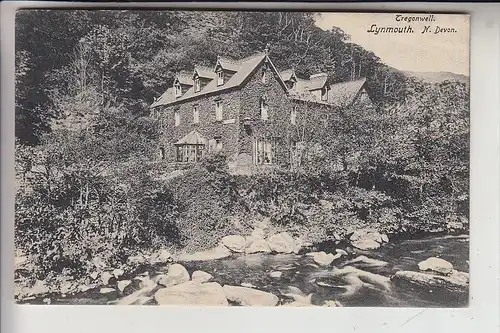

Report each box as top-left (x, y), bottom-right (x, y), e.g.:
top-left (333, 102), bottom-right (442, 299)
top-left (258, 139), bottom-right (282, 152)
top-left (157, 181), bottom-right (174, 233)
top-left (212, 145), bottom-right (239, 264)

top-left (381, 234), bottom-right (390, 243)
top-left (268, 232), bottom-right (296, 254)
top-left (345, 255), bottom-right (388, 268)
top-left (99, 287), bottom-right (116, 295)
top-left (90, 272), bottom-right (99, 280)
top-left (177, 245), bottom-right (231, 262)
top-left (269, 271), bottom-right (282, 278)
top-left (221, 235), bottom-right (247, 253)
top-left (245, 238), bottom-right (271, 254)
top-left (157, 263), bottom-right (190, 287)
top-left (331, 266), bottom-right (392, 291)
top-left (391, 270), bottom-right (468, 294)
top-left (191, 271), bottom-right (213, 283)
top-left (101, 272), bottom-right (113, 285)
top-left (306, 251), bottom-right (341, 266)
top-left (418, 257), bottom-right (454, 275)
top-left (113, 268), bottom-right (125, 279)
top-left (323, 300), bottom-right (343, 307)
top-left (223, 285), bottom-right (278, 306)
top-left (350, 230), bottom-right (387, 250)
top-left (155, 282), bottom-right (228, 306)
top-left (117, 280), bottom-right (132, 293)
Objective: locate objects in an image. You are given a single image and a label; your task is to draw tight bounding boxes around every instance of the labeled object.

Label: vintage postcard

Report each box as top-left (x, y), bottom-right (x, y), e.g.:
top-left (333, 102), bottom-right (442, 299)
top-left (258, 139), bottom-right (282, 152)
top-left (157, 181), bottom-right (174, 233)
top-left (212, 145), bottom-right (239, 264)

top-left (14, 10), bottom-right (470, 307)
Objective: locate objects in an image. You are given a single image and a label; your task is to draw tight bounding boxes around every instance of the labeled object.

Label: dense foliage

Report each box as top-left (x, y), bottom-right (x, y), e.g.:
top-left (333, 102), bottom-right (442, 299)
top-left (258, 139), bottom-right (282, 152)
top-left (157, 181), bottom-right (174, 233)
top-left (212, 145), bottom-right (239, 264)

top-left (15, 10), bottom-right (469, 283)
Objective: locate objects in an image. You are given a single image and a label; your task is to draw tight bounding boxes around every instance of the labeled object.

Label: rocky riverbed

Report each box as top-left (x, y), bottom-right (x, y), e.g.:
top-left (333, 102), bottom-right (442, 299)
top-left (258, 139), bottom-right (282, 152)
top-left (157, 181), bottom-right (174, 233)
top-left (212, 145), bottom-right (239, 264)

top-left (14, 231), bottom-right (469, 307)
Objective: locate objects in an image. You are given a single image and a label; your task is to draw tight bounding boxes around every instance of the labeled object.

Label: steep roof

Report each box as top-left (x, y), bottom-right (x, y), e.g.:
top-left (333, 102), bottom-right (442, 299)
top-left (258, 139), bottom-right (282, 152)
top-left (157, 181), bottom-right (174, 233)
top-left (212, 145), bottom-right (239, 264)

top-left (280, 69), bottom-right (297, 82)
top-left (327, 78), bottom-right (367, 108)
top-left (176, 71), bottom-right (193, 86)
top-left (306, 73), bottom-right (328, 90)
top-left (194, 65), bottom-right (216, 79)
top-left (153, 52), bottom-right (284, 108)
top-left (174, 130), bottom-right (207, 145)
top-left (217, 56), bottom-right (242, 72)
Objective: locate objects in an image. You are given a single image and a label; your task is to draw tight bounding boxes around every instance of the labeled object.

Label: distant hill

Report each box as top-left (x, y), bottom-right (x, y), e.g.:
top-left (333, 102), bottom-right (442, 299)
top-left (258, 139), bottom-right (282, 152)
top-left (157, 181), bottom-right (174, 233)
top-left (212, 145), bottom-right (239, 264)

top-left (402, 71), bottom-right (469, 85)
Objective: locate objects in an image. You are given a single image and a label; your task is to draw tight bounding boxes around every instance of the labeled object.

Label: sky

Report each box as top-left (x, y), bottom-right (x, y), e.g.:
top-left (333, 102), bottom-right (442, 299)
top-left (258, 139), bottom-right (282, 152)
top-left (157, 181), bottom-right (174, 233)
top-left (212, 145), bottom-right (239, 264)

top-left (314, 13), bottom-right (470, 76)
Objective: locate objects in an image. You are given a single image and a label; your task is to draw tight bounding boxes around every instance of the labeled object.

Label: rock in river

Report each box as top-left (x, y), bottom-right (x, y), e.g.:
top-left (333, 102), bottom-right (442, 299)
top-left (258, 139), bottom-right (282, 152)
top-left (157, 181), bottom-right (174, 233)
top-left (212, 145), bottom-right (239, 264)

top-left (417, 257), bottom-right (454, 275)
top-left (101, 272), bottom-right (113, 285)
top-left (117, 280), bottom-right (132, 293)
top-left (306, 251), bottom-right (341, 266)
top-left (155, 282), bottom-right (228, 306)
top-left (221, 235), bottom-right (247, 253)
top-left (392, 270), bottom-right (468, 294)
top-left (157, 263), bottom-right (190, 287)
top-left (176, 245), bottom-right (231, 262)
top-left (245, 238), bottom-right (271, 254)
top-left (269, 271), bottom-right (282, 278)
top-left (223, 285), bottom-right (279, 306)
top-left (191, 270), bottom-right (213, 283)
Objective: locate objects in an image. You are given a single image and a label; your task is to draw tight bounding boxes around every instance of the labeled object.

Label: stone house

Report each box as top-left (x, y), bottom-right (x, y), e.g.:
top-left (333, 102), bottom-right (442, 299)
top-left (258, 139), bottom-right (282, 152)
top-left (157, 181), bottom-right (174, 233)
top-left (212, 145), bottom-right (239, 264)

top-left (150, 48), bottom-right (373, 172)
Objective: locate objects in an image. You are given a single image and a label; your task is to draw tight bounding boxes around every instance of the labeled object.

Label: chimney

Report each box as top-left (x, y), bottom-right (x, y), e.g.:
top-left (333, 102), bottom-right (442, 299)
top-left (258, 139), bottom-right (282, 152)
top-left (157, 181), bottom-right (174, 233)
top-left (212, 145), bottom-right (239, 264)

top-left (264, 43), bottom-right (270, 55)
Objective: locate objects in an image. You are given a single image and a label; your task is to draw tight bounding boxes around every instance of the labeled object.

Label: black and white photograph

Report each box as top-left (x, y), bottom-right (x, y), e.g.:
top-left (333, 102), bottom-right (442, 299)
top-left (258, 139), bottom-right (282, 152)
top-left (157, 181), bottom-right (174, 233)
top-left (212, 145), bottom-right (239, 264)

top-left (14, 10), bottom-right (470, 307)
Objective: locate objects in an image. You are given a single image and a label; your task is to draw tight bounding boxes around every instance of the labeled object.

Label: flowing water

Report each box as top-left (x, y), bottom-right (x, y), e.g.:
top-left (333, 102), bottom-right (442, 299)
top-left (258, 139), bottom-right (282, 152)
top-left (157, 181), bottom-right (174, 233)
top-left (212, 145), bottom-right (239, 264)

top-left (27, 234), bottom-right (469, 307)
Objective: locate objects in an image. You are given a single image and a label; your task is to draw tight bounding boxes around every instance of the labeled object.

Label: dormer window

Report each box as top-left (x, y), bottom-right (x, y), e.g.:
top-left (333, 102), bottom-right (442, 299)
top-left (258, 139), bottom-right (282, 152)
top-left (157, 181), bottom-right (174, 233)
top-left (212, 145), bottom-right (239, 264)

top-left (321, 86), bottom-right (328, 101)
top-left (174, 83), bottom-right (182, 97)
top-left (217, 70), bottom-right (224, 86)
top-left (260, 97), bottom-right (268, 121)
top-left (194, 77), bottom-right (201, 92)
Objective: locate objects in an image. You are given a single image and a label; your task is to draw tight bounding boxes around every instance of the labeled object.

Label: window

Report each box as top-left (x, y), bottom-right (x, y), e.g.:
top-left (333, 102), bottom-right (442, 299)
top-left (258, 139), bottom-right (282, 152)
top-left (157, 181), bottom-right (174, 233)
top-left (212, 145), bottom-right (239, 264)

top-left (194, 77), bottom-right (201, 92)
top-left (217, 70), bottom-right (224, 86)
top-left (193, 105), bottom-right (199, 124)
top-left (254, 138), bottom-right (277, 165)
top-left (215, 101), bottom-right (223, 121)
top-left (176, 145), bottom-right (205, 163)
top-left (290, 106), bottom-right (297, 125)
top-left (261, 67), bottom-right (267, 84)
top-left (174, 83), bottom-right (182, 97)
top-left (260, 98), bottom-right (268, 121)
top-left (321, 86), bottom-right (328, 101)
top-left (159, 147), bottom-right (165, 160)
top-left (174, 110), bottom-right (180, 127)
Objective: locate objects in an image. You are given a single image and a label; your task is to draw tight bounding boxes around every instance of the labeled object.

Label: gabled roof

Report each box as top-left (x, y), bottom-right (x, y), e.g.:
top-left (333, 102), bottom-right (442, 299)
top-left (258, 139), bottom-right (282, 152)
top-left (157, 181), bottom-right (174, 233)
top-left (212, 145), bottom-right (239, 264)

top-left (306, 73), bottom-right (328, 91)
top-left (280, 69), bottom-right (297, 82)
top-left (152, 52), bottom-right (289, 108)
top-left (327, 78), bottom-right (368, 108)
top-left (175, 71), bottom-right (193, 86)
top-left (216, 56), bottom-right (241, 72)
top-left (194, 66), bottom-right (216, 79)
top-left (174, 130), bottom-right (207, 145)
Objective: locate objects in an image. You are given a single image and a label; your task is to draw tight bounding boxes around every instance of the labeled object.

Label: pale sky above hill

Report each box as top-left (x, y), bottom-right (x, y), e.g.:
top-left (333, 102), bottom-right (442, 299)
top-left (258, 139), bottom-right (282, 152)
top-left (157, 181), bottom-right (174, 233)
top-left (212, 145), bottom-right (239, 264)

top-left (314, 13), bottom-right (470, 76)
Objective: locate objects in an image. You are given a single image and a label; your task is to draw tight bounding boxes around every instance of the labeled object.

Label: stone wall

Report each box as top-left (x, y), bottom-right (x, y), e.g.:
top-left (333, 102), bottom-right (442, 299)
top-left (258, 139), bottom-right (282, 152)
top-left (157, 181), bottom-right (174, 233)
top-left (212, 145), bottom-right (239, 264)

top-left (158, 89), bottom-right (241, 163)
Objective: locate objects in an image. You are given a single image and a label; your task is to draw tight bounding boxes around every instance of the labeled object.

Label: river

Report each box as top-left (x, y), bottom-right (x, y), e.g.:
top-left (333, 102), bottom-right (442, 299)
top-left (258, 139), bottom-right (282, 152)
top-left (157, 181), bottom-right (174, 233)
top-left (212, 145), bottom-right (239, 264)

top-left (31, 234), bottom-right (470, 307)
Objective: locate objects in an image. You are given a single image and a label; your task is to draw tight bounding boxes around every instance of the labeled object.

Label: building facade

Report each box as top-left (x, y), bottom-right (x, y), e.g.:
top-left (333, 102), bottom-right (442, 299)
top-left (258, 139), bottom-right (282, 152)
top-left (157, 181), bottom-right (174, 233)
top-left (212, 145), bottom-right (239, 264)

top-left (150, 49), bottom-right (373, 171)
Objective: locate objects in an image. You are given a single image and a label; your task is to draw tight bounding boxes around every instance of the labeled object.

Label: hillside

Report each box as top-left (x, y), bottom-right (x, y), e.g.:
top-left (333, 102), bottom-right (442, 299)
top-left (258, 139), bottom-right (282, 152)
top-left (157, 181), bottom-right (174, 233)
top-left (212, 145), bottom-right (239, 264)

top-left (403, 71), bottom-right (469, 85)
